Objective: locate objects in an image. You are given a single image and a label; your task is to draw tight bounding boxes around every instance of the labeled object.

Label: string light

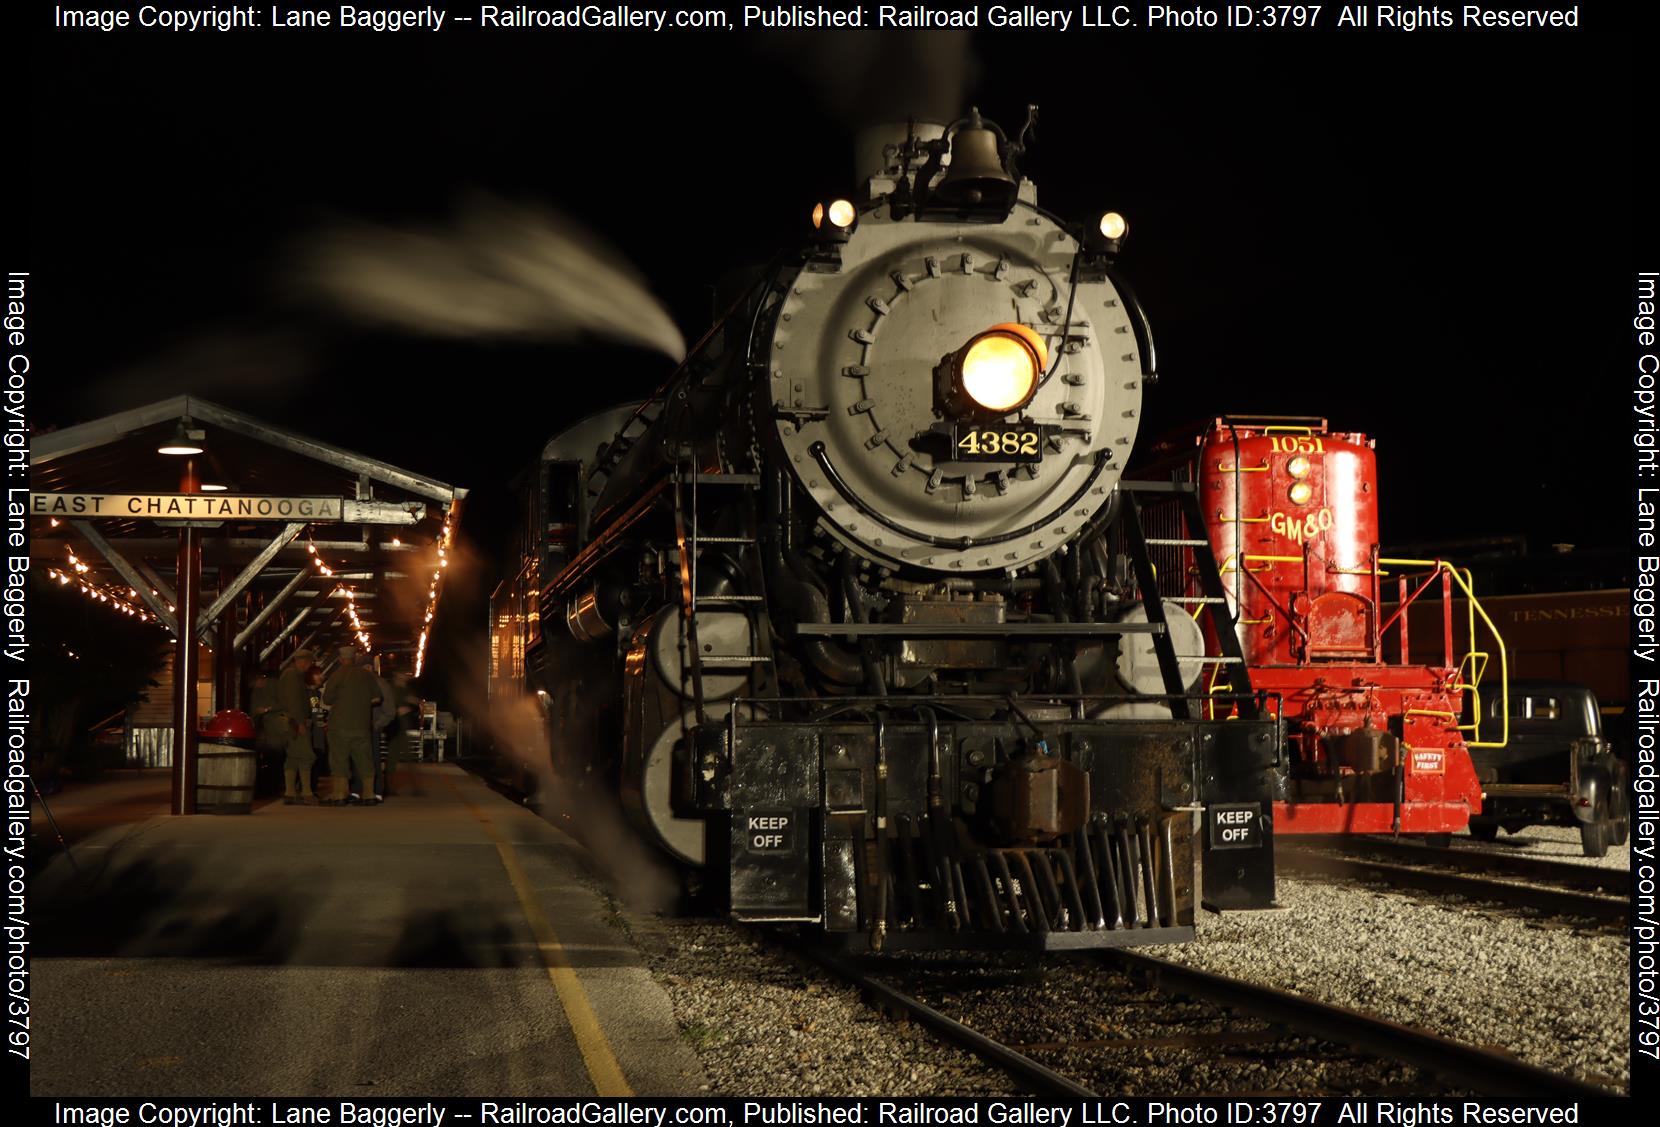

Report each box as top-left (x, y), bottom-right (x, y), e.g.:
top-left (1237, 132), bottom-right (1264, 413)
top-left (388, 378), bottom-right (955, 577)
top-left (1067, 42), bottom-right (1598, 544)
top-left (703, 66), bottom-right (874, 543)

top-left (47, 549), bottom-right (161, 625)
top-left (304, 533), bottom-right (371, 654)
top-left (414, 500), bottom-right (461, 678)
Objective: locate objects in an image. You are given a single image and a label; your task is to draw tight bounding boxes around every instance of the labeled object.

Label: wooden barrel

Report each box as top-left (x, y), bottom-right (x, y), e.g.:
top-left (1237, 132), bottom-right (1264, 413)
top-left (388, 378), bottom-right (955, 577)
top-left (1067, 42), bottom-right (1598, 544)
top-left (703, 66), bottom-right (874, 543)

top-left (197, 739), bottom-right (257, 814)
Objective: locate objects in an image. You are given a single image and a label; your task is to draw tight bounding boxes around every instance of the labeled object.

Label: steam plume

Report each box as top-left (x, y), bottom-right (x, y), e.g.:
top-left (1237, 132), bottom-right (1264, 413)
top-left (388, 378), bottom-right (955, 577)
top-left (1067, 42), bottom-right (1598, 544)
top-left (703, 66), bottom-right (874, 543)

top-left (295, 195), bottom-right (686, 362)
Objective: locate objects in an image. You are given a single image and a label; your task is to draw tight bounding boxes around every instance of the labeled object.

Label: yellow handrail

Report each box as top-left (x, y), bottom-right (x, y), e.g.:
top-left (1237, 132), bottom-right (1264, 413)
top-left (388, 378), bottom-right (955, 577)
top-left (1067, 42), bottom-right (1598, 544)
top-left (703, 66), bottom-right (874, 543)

top-left (1378, 558), bottom-right (1509, 748)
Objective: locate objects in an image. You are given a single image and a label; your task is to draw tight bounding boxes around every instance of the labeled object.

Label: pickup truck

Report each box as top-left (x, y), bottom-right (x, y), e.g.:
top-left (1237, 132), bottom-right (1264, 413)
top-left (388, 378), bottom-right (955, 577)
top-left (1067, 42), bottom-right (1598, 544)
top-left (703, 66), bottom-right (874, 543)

top-left (1467, 680), bottom-right (1629, 857)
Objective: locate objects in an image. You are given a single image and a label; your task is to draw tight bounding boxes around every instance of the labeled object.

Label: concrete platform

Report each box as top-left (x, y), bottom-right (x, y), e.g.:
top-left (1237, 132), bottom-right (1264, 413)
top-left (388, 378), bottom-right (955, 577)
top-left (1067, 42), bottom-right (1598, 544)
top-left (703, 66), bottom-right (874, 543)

top-left (28, 764), bottom-right (707, 1097)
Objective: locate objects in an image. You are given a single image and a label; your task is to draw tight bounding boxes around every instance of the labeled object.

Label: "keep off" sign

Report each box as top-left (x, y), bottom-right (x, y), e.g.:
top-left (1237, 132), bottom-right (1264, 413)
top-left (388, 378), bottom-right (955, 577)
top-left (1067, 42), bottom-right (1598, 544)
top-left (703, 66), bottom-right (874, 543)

top-left (1208, 804), bottom-right (1263, 850)
top-left (743, 811), bottom-right (794, 852)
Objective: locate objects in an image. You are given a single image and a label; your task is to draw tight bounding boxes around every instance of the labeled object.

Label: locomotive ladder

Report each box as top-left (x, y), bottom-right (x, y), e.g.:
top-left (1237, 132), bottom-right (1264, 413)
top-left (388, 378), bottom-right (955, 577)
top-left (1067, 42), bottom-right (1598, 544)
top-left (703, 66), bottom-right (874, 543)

top-left (672, 466), bottom-right (779, 724)
top-left (1118, 480), bottom-right (1258, 722)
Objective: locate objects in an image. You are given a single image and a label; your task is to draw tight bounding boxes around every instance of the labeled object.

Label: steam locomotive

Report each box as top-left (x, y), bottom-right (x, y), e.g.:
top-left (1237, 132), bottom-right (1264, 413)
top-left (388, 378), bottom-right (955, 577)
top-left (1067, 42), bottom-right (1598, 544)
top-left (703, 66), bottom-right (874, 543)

top-left (490, 109), bottom-right (1281, 950)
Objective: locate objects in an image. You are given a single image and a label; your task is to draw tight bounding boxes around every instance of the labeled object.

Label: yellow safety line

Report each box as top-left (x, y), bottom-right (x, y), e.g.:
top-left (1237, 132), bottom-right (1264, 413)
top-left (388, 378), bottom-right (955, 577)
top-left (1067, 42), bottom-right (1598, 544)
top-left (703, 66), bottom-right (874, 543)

top-left (443, 773), bottom-right (634, 1096)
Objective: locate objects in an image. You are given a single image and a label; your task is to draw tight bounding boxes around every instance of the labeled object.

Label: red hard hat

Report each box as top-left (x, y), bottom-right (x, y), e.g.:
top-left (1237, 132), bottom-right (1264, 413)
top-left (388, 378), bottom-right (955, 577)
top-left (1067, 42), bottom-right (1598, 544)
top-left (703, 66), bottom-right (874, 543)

top-left (201, 709), bottom-right (256, 739)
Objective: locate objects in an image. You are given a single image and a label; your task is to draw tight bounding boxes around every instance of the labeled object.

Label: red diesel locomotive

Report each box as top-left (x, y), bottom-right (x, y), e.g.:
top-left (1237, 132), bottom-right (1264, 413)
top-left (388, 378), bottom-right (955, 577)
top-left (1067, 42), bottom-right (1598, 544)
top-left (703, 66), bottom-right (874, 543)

top-left (1145, 417), bottom-right (1505, 837)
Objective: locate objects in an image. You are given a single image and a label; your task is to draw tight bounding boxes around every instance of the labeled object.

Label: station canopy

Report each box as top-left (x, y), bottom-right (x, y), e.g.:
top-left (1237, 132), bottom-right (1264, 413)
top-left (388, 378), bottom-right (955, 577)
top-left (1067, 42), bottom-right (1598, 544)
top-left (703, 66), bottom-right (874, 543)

top-left (30, 395), bottom-right (467, 675)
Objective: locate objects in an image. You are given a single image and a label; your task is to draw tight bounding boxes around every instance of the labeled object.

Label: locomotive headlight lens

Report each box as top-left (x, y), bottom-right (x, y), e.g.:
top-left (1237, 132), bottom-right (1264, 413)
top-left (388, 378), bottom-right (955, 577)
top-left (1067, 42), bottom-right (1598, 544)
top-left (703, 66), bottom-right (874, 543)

top-left (827, 199), bottom-right (857, 228)
top-left (811, 202), bottom-right (825, 229)
top-left (1099, 211), bottom-right (1128, 240)
top-left (958, 325), bottom-right (1046, 414)
top-left (1288, 481), bottom-right (1314, 506)
top-left (962, 336), bottom-right (1037, 412)
top-left (940, 324), bottom-right (1048, 417)
top-left (1287, 455), bottom-right (1312, 480)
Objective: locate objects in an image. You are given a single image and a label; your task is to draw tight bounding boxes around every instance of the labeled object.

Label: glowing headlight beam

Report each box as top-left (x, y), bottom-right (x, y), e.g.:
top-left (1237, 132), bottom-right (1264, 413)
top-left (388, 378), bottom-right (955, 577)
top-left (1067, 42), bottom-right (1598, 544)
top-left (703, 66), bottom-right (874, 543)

top-left (961, 335), bottom-right (1039, 414)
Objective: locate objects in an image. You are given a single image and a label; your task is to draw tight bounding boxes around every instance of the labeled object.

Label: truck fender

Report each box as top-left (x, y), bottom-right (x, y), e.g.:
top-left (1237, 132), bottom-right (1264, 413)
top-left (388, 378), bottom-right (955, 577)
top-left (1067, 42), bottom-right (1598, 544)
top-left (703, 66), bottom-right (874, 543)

top-left (1573, 761), bottom-right (1610, 825)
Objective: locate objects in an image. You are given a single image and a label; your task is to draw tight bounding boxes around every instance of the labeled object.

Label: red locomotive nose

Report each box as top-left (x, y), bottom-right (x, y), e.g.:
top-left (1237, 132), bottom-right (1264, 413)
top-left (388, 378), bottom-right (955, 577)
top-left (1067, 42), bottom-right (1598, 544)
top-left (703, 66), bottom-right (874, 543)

top-left (200, 709), bottom-right (256, 740)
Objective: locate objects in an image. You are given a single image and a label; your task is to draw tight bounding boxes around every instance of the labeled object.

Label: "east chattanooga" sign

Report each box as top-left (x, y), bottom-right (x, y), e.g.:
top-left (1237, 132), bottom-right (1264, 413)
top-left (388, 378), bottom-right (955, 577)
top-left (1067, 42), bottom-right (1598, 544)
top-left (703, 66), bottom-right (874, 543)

top-left (30, 493), bottom-right (424, 524)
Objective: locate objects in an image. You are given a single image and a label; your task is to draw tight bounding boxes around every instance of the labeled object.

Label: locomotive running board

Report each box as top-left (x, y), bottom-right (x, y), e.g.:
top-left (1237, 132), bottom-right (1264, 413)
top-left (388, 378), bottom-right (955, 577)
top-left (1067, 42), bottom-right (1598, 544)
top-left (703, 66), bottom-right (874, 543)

top-left (794, 622), bottom-right (1165, 637)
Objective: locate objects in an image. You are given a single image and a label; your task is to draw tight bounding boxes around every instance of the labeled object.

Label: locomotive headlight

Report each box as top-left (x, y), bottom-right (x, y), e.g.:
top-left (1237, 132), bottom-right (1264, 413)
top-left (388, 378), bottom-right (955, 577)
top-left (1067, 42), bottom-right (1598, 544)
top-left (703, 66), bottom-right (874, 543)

top-left (1288, 481), bottom-right (1314, 506)
top-left (1287, 455), bottom-right (1312, 480)
top-left (962, 335), bottom-right (1038, 412)
top-left (1098, 211), bottom-right (1128, 240)
top-left (939, 323), bottom-right (1047, 417)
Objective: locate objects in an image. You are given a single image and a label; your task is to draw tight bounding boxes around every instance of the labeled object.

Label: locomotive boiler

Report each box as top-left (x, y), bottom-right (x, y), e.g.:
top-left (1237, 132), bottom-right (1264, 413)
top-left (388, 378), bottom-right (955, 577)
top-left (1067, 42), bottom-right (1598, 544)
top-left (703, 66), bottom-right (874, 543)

top-left (490, 110), bottom-right (1280, 949)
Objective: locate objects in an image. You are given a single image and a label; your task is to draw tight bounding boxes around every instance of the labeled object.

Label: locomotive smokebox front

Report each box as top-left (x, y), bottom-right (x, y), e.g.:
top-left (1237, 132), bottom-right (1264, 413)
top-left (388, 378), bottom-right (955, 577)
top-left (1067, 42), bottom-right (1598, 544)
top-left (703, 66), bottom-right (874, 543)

top-left (762, 112), bottom-right (1150, 575)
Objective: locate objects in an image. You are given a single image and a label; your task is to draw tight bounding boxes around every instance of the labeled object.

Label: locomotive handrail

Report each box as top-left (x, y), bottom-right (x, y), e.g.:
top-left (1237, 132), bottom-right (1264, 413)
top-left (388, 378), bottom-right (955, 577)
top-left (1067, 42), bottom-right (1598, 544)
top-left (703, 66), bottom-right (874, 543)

top-left (726, 690), bottom-right (1272, 713)
top-left (1218, 554), bottom-right (1309, 642)
top-left (1378, 558), bottom-right (1509, 748)
top-left (606, 251), bottom-right (792, 448)
top-left (539, 478), bottom-right (670, 603)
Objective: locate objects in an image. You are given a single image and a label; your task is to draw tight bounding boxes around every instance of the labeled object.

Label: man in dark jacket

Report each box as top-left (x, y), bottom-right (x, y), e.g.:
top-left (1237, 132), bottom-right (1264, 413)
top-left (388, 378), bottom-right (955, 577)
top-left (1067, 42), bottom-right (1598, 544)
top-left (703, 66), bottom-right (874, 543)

top-left (276, 650), bottom-right (317, 804)
top-left (324, 646), bottom-right (383, 805)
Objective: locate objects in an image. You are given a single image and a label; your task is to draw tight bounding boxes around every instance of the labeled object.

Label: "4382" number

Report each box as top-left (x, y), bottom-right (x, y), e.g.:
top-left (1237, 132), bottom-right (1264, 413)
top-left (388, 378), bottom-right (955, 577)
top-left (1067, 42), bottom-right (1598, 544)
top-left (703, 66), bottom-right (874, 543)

top-left (957, 429), bottom-right (1040, 457)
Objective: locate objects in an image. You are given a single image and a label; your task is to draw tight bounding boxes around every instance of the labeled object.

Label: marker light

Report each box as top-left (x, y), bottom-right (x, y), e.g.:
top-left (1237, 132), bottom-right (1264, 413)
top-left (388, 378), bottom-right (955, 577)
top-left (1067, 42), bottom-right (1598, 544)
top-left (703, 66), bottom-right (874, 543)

top-left (1099, 211), bottom-right (1128, 240)
top-left (1287, 455), bottom-right (1312, 480)
top-left (812, 199), bottom-right (857, 229)
top-left (1288, 481), bottom-right (1314, 506)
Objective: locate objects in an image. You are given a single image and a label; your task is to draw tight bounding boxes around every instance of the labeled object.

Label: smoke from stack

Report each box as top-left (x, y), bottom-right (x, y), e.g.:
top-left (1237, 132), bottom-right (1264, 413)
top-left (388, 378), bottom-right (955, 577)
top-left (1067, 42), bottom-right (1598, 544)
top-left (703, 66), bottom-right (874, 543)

top-left (293, 194), bottom-right (687, 363)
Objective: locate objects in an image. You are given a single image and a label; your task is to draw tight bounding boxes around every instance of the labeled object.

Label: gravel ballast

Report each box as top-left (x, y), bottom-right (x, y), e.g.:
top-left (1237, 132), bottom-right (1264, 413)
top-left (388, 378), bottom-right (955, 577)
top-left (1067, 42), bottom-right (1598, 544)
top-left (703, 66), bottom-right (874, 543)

top-left (1449, 824), bottom-right (1631, 871)
top-left (1154, 874), bottom-right (1630, 1091)
top-left (626, 915), bottom-right (1019, 1096)
top-left (578, 806), bottom-right (1624, 1095)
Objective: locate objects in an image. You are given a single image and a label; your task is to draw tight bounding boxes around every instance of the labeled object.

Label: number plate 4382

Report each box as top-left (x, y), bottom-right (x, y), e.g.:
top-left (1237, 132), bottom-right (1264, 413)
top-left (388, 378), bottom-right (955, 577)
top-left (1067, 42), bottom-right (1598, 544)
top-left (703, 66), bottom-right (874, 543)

top-left (952, 425), bottom-right (1043, 462)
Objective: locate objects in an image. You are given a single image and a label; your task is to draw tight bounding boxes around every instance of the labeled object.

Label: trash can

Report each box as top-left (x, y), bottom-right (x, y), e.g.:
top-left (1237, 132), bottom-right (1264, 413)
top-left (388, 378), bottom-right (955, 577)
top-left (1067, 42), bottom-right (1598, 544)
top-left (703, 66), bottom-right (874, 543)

top-left (198, 710), bottom-right (258, 814)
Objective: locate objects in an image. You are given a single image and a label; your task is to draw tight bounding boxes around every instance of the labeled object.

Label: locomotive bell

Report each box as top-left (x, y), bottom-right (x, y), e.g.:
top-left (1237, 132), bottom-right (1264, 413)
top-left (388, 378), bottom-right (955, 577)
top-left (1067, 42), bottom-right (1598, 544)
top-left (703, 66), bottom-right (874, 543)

top-left (935, 109), bottom-right (1017, 209)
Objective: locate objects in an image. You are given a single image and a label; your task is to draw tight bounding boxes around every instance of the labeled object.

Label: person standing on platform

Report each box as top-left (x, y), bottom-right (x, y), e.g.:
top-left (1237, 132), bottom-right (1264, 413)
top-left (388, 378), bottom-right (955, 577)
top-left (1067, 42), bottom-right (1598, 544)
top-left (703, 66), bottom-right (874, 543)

top-left (276, 650), bottom-right (318, 805)
top-left (324, 646), bottom-right (383, 806)
top-left (249, 671), bottom-right (286, 795)
top-left (381, 671), bottom-right (418, 797)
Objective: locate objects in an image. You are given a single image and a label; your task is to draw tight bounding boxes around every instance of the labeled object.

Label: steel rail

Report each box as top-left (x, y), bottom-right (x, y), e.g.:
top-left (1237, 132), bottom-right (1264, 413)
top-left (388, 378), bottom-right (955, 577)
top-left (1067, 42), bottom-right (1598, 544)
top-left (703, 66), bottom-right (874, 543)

top-left (790, 943), bottom-right (1098, 1098)
top-left (1308, 835), bottom-right (1630, 894)
top-left (1105, 951), bottom-right (1618, 1097)
top-left (1276, 848), bottom-right (1628, 926)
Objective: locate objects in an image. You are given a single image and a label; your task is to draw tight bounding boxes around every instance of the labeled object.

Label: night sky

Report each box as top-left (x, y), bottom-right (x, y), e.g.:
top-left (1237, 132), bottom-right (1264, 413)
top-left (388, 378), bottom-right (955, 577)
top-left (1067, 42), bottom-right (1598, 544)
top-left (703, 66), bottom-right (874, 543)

top-left (21, 12), bottom-right (1642, 703)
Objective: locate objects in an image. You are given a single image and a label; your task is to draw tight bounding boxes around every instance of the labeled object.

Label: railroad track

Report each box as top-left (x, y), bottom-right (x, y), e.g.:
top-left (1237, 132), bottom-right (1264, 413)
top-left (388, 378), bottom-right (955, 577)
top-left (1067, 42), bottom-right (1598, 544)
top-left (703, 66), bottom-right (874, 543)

top-left (1102, 951), bottom-right (1616, 1097)
top-left (790, 939), bottom-right (1617, 1098)
top-left (1278, 838), bottom-right (1628, 925)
